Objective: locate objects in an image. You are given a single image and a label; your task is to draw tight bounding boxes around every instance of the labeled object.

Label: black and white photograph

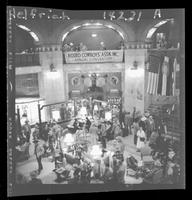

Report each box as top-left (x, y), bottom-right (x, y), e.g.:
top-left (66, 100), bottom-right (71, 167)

top-left (7, 7), bottom-right (185, 197)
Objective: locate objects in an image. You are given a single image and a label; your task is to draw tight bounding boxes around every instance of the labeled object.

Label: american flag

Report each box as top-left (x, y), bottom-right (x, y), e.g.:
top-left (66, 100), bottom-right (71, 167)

top-left (146, 55), bottom-right (161, 95)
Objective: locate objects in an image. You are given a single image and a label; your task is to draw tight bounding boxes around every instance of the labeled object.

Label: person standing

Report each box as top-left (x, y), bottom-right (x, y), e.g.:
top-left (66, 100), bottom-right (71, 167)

top-left (112, 151), bottom-right (125, 184)
top-left (136, 122), bottom-right (146, 152)
top-left (42, 123), bottom-right (49, 142)
top-left (23, 120), bottom-right (31, 143)
top-left (148, 115), bottom-right (155, 138)
top-left (59, 104), bottom-right (65, 121)
top-left (101, 123), bottom-right (107, 149)
top-left (114, 122), bottom-right (123, 138)
top-left (132, 119), bottom-right (140, 146)
top-left (145, 117), bottom-right (151, 141)
top-left (32, 124), bottom-right (40, 143)
top-left (97, 124), bottom-right (102, 142)
top-left (124, 112), bottom-right (132, 136)
top-left (85, 117), bottom-right (91, 132)
top-left (34, 140), bottom-right (44, 174)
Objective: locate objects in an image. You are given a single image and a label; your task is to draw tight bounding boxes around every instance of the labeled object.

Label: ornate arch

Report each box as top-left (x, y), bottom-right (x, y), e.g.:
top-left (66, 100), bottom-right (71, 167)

top-left (141, 19), bottom-right (174, 42)
top-left (16, 23), bottom-right (43, 45)
top-left (58, 20), bottom-right (131, 45)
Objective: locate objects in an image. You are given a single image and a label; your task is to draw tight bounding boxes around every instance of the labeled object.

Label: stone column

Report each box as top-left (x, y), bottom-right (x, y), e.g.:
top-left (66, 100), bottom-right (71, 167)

top-left (38, 44), bottom-right (65, 120)
top-left (124, 49), bottom-right (146, 114)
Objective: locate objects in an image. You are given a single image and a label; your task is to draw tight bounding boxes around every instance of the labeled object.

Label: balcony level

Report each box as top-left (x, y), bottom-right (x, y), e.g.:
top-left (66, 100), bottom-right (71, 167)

top-left (15, 53), bottom-right (40, 67)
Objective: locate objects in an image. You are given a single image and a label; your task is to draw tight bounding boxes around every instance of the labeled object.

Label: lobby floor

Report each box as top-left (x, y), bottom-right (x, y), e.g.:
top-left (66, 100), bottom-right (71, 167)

top-left (16, 134), bottom-right (148, 184)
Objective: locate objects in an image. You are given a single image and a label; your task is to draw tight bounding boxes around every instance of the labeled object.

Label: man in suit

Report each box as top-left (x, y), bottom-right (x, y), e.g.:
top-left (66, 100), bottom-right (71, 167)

top-left (85, 117), bottom-right (91, 132)
top-left (124, 112), bottom-right (132, 136)
top-left (23, 120), bottom-right (31, 143)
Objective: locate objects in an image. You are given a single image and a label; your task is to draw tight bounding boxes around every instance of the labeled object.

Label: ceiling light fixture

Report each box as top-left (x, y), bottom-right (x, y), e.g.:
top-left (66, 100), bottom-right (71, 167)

top-left (83, 23), bottom-right (91, 26)
top-left (16, 24), bottom-right (39, 42)
top-left (92, 33), bottom-right (97, 37)
top-left (62, 32), bottom-right (69, 41)
top-left (71, 25), bottom-right (81, 31)
top-left (94, 23), bottom-right (103, 26)
top-left (146, 19), bottom-right (170, 39)
top-left (17, 24), bottom-right (31, 31)
top-left (154, 20), bottom-right (168, 28)
top-left (29, 32), bottom-right (40, 42)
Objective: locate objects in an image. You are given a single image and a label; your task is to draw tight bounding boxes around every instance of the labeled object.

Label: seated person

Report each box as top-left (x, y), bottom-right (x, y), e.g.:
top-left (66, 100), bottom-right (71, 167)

top-left (54, 167), bottom-right (71, 181)
top-left (54, 151), bottom-right (64, 170)
top-left (102, 163), bottom-right (113, 183)
top-left (63, 43), bottom-right (71, 52)
top-left (72, 164), bottom-right (82, 182)
top-left (114, 136), bottom-right (125, 154)
top-left (126, 155), bottom-right (138, 172)
top-left (64, 152), bottom-right (81, 166)
top-left (28, 171), bottom-right (42, 184)
top-left (79, 42), bottom-right (87, 51)
top-left (113, 156), bottom-right (126, 184)
top-left (113, 150), bottom-right (124, 163)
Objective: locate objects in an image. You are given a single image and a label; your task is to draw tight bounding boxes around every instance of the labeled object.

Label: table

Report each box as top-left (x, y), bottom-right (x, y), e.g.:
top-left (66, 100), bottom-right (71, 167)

top-left (124, 175), bottom-right (143, 184)
top-left (53, 166), bottom-right (71, 182)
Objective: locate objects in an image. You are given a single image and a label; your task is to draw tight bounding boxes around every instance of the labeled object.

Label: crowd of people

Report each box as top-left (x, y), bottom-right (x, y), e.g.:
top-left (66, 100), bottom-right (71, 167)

top-left (15, 106), bottom-right (181, 185)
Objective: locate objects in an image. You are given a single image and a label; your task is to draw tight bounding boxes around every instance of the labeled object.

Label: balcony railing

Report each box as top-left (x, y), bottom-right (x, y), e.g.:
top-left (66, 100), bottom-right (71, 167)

top-left (15, 53), bottom-right (40, 67)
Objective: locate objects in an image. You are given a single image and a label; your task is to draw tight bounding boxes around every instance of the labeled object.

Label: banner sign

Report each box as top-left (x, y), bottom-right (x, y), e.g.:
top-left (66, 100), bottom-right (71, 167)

top-left (64, 50), bottom-right (123, 63)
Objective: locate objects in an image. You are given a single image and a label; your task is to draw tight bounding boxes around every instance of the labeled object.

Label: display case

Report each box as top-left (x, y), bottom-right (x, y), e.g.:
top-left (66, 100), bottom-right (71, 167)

top-left (15, 98), bottom-right (45, 126)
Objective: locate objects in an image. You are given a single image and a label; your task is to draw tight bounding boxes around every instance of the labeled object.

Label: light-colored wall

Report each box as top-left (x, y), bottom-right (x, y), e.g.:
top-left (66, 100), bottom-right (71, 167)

top-left (124, 49), bottom-right (146, 114)
top-left (16, 49), bottom-right (147, 114)
top-left (15, 17), bottom-right (181, 115)
top-left (39, 47), bottom-right (65, 104)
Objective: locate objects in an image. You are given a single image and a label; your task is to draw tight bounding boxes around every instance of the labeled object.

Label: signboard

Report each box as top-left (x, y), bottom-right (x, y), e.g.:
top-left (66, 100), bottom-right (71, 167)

top-left (64, 50), bottom-right (123, 63)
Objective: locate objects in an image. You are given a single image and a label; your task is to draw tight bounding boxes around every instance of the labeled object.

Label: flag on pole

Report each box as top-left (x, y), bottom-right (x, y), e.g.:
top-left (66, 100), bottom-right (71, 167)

top-left (161, 56), bottom-right (169, 96)
top-left (175, 57), bottom-right (180, 89)
top-left (172, 58), bottom-right (177, 96)
top-left (157, 55), bottom-right (164, 95)
top-left (166, 57), bottom-right (174, 96)
top-left (146, 55), bottom-right (161, 95)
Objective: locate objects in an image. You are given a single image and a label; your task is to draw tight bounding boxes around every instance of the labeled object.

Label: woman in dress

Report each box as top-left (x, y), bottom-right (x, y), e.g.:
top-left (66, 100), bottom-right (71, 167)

top-left (136, 122), bottom-right (146, 152)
